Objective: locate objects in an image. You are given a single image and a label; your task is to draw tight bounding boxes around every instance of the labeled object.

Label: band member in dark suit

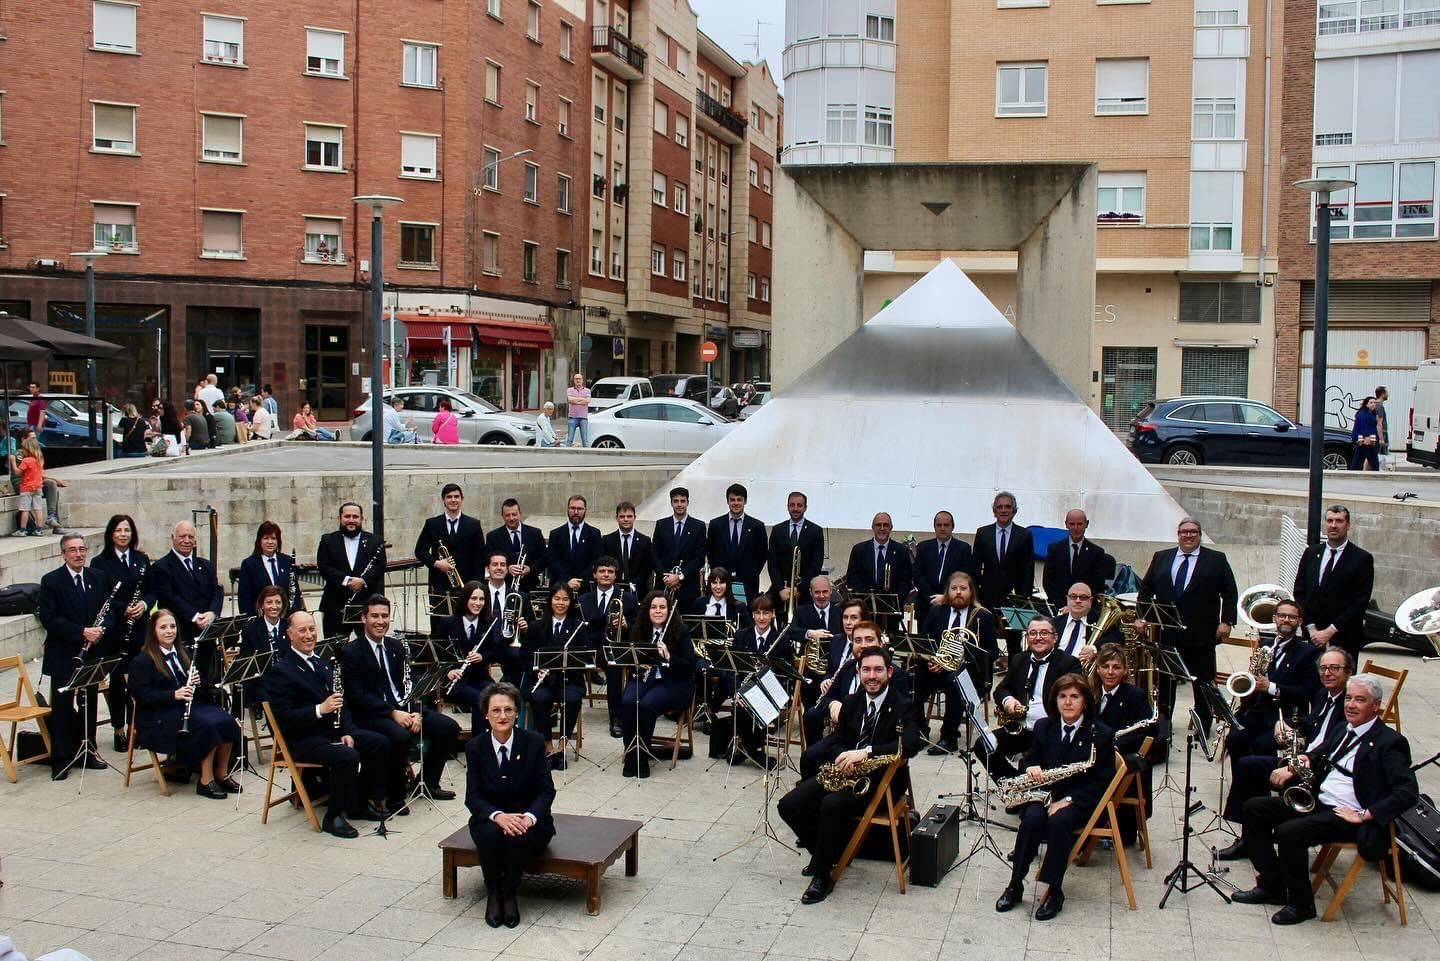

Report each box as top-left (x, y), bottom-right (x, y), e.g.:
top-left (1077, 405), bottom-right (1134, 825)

top-left (547, 494), bottom-right (604, 593)
top-left (235, 585), bottom-right (288, 708)
top-left (1041, 510), bottom-right (1115, 610)
top-left (778, 646), bottom-right (921, 905)
top-left (38, 533), bottom-right (116, 778)
top-left (521, 584), bottom-right (586, 770)
top-left (316, 503), bottom-right (387, 640)
top-left (843, 512), bottom-right (913, 604)
top-left (465, 683), bottom-right (557, 928)
top-left (237, 521), bottom-right (303, 618)
top-left (415, 484), bottom-right (484, 634)
top-left (801, 622), bottom-right (913, 775)
top-left (995, 672), bottom-right (1116, 921)
top-left (340, 595), bottom-right (460, 809)
top-left (711, 595), bottom-right (782, 766)
top-left (1050, 582), bottom-right (1123, 664)
top-left (1234, 673), bottom-right (1418, 925)
top-left (652, 487), bottom-right (707, 606)
top-left (484, 498), bottom-right (548, 595)
top-left (689, 566), bottom-right (751, 628)
top-left (603, 502), bottom-right (655, 596)
top-left (1218, 646), bottom-right (1353, 857)
top-left (706, 483), bottom-right (768, 603)
top-left (440, 581), bottom-right (498, 736)
top-left (91, 513), bottom-right (154, 753)
top-left (1093, 643), bottom-right (1156, 846)
top-left (782, 577), bottom-right (847, 704)
top-left (619, 591), bottom-right (696, 778)
top-left (129, 608), bottom-right (241, 798)
top-left (973, 491), bottom-right (1035, 662)
top-left (150, 520), bottom-right (225, 684)
top-left (919, 571), bottom-right (998, 755)
top-left (1136, 516), bottom-right (1238, 731)
top-left (1225, 599), bottom-right (1321, 753)
top-left (983, 616), bottom-right (1083, 780)
top-left (1292, 506), bottom-right (1375, 656)
top-left (768, 490), bottom-right (825, 615)
top-left (579, 556), bottom-right (636, 738)
top-left (478, 551), bottom-right (529, 683)
top-left (913, 511), bottom-right (973, 631)
top-left (263, 611), bottom-right (391, 837)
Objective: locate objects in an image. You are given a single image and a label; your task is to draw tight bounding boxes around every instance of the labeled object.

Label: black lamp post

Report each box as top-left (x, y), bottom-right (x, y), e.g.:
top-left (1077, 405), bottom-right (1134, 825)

top-left (352, 195), bottom-right (403, 541)
top-left (68, 250), bottom-right (108, 447)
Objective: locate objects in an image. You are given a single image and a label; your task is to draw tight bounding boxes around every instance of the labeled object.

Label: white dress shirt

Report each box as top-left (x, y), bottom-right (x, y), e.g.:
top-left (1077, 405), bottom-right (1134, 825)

top-left (1316, 717), bottom-right (1377, 812)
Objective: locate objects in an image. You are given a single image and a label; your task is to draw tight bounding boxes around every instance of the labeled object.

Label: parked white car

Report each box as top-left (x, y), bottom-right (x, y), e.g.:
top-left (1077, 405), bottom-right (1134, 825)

top-left (587, 397), bottom-right (738, 452)
top-left (587, 376), bottom-right (653, 413)
top-left (350, 386), bottom-right (538, 445)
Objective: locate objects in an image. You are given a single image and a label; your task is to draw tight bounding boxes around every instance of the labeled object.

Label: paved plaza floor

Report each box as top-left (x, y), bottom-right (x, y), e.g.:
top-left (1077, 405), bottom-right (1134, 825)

top-left (2, 644), bottom-right (1437, 961)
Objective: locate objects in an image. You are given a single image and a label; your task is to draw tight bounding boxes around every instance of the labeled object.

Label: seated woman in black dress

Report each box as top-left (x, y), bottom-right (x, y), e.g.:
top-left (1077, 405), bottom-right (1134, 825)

top-left (620, 591), bottom-right (696, 778)
top-left (521, 584), bottom-right (586, 771)
top-left (464, 682), bottom-right (556, 929)
top-left (129, 608), bottom-right (242, 798)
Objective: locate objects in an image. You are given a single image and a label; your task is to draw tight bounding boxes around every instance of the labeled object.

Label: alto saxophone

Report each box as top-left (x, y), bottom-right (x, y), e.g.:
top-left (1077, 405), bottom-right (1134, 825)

top-left (997, 739), bottom-right (1097, 808)
top-left (816, 719), bottom-right (905, 796)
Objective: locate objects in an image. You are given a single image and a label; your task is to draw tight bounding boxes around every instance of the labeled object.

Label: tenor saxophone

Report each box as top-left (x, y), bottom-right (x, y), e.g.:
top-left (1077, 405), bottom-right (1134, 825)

top-left (996, 739), bottom-right (1097, 808)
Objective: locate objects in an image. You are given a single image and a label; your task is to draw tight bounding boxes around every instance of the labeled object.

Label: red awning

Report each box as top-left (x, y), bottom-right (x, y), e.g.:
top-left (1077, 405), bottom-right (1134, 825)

top-left (473, 320), bottom-right (553, 349)
top-left (399, 316), bottom-right (554, 350)
top-left (404, 320), bottom-right (458, 348)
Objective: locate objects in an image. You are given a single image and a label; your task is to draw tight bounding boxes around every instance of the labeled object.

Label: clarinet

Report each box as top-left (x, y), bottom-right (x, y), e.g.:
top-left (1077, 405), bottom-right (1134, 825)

top-left (345, 544), bottom-right (383, 609)
top-left (78, 581), bottom-right (122, 665)
top-left (123, 562), bottom-right (149, 649)
top-left (287, 550), bottom-right (302, 612)
top-left (399, 636), bottom-right (413, 711)
top-left (331, 660), bottom-right (344, 740)
top-left (178, 642), bottom-right (200, 734)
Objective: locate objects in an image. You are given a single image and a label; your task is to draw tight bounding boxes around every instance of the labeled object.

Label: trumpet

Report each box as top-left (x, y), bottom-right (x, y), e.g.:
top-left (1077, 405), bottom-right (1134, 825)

top-left (663, 564), bottom-right (684, 603)
top-left (436, 542), bottom-right (464, 590)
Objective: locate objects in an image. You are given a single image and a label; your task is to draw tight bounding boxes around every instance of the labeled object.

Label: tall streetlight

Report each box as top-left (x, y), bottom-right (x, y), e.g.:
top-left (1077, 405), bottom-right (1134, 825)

top-left (353, 195), bottom-right (403, 542)
top-left (1293, 176), bottom-right (1355, 544)
top-left (68, 250), bottom-right (107, 446)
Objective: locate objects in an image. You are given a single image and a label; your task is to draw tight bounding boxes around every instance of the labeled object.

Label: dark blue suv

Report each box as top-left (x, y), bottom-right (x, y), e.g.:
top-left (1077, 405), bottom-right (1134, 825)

top-left (1127, 396), bottom-right (1353, 469)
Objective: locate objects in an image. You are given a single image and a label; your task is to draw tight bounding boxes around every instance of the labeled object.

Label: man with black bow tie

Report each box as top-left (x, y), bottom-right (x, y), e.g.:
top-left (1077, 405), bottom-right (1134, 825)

top-left (982, 616), bottom-right (1082, 780)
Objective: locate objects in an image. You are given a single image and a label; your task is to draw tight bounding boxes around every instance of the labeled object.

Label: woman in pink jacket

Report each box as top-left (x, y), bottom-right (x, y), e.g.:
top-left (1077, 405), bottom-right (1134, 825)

top-left (432, 397), bottom-right (461, 444)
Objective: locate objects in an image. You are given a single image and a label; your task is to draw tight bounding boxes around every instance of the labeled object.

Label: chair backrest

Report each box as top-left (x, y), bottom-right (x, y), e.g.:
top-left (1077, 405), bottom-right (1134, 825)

top-left (260, 702), bottom-right (293, 761)
top-left (1360, 659), bottom-right (1407, 728)
top-left (1094, 753), bottom-right (1129, 810)
top-left (0, 655), bottom-right (43, 712)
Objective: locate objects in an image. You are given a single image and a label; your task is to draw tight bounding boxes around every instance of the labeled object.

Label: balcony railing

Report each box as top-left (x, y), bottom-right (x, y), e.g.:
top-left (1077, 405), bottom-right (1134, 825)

top-left (695, 89), bottom-right (747, 140)
top-left (592, 26), bottom-right (646, 77)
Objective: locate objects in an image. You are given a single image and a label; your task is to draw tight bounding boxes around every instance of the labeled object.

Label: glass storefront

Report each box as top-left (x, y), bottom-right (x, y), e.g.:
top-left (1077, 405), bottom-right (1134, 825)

top-left (470, 345), bottom-right (506, 408)
top-left (187, 306), bottom-right (260, 396)
top-left (48, 302), bottom-right (170, 406)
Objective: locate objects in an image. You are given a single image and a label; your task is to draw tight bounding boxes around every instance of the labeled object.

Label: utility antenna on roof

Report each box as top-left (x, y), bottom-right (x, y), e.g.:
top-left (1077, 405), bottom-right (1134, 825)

top-left (743, 19), bottom-right (773, 62)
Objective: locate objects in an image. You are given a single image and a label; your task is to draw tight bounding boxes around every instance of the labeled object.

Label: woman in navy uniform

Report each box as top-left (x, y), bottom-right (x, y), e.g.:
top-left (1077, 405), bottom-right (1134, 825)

top-left (441, 581), bottom-right (498, 735)
top-left (620, 591), bottom-right (695, 778)
top-left (91, 513), bottom-right (154, 752)
top-left (521, 584), bottom-right (586, 770)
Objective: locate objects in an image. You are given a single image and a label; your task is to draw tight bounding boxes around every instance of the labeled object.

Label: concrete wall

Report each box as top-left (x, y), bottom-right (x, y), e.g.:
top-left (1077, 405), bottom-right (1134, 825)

top-left (1016, 164), bottom-right (1097, 399)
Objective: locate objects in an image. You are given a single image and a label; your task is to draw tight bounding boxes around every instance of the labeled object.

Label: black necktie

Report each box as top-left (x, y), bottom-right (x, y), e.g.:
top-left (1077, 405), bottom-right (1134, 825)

top-left (308, 655), bottom-right (322, 673)
top-left (937, 540), bottom-right (947, 573)
top-left (450, 519), bottom-right (458, 537)
top-left (121, 552), bottom-right (130, 569)
top-left (1321, 547), bottom-right (1338, 583)
top-left (600, 591), bottom-right (609, 611)
top-left (875, 545), bottom-right (885, 586)
top-left (621, 534), bottom-right (631, 570)
top-left (1329, 729), bottom-right (1359, 765)
top-left (859, 701), bottom-right (878, 748)
top-left (674, 520), bottom-right (682, 541)
top-left (1065, 619), bottom-right (1083, 653)
top-left (731, 518), bottom-right (740, 550)
top-left (1174, 553), bottom-right (1192, 593)
top-left (269, 557), bottom-right (279, 583)
top-left (1100, 692), bottom-right (1111, 715)
top-left (498, 744), bottom-right (510, 777)
top-left (468, 622), bottom-right (477, 646)
top-left (73, 573), bottom-right (86, 600)
top-left (1063, 723), bottom-right (1076, 746)
top-left (999, 527), bottom-right (1008, 558)
top-left (167, 653), bottom-right (185, 686)
top-left (1072, 542), bottom-right (1080, 573)
top-left (183, 556), bottom-right (194, 576)
top-left (791, 523), bottom-right (799, 546)
top-left (270, 625), bottom-right (279, 647)
top-left (493, 590), bottom-right (502, 616)
top-left (511, 530), bottom-right (520, 553)
top-left (572, 527), bottom-right (581, 552)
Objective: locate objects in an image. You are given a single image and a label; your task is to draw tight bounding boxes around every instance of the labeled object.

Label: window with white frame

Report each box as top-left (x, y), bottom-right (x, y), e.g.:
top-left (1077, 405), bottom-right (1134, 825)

top-left (1318, 0), bottom-right (1440, 36)
top-left (93, 1), bottom-right (137, 52)
top-left (825, 103), bottom-right (857, 142)
top-left (672, 252), bottom-right (685, 282)
top-left (403, 42), bottom-right (438, 87)
top-left (306, 29), bottom-right (345, 77)
top-left (693, 262), bottom-right (702, 296)
top-left (1312, 161), bottom-right (1437, 239)
top-left (865, 15), bottom-right (895, 40)
top-left (201, 210), bottom-right (242, 258)
top-left (1193, 98), bottom-right (1238, 139)
top-left (997, 63), bottom-right (1047, 116)
top-left (1196, 1), bottom-right (1243, 25)
top-left (523, 162), bottom-right (538, 203)
top-left (761, 222), bottom-right (772, 247)
top-left (558, 97), bottom-right (571, 136)
top-left (522, 241), bottom-right (538, 282)
top-left (527, 1), bottom-right (541, 40)
top-left (593, 75), bottom-right (606, 122)
top-left (303, 216), bottom-right (342, 262)
top-left (650, 244), bottom-right (666, 276)
top-left (1190, 172), bottom-right (1237, 250)
top-left (202, 15), bottom-right (243, 64)
top-left (1314, 52), bottom-right (1440, 148)
top-left (559, 21), bottom-right (573, 60)
top-left (485, 61), bottom-right (501, 103)
top-left (525, 82), bottom-right (539, 122)
top-left (708, 142), bottom-right (716, 178)
top-left (482, 231), bottom-right (500, 273)
top-left (747, 215), bottom-right (758, 242)
top-left (707, 202), bottom-right (716, 239)
top-left (673, 183), bottom-right (687, 214)
top-left (557, 174), bottom-right (571, 213)
top-left (93, 203), bottom-right (137, 250)
top-left (652, 171), bottom-right (667, 206)
top-left (201, 114), bottom-right (242, 162)
top-left (746, 272), bottom-right (757, 297)
top-left (487, 0), bottom-right (502, 18)
top-left (1097, 172), bottom-right (1145, 224)
top-left (400, 134), bottom-right (438, 178)
top-left (1095, 59), bottom-right (1149, 114)
top-left (718, 267), bottom-right (728, 302)
top-left (672, 114), bottom-right (687, 148)
top-left (590, 229), bottom-right (603, 274)
top-left (610, 233), bottom-right (623, 277)
top-left (677, 46), bottom-right (689, 77)
top-left (864, 106), bottom-right (893, 146)
top-left (556, 248), bottom-right (571, 287)
top-left (760, 277), bottom-right (770, 302)
top-left (92, 103), bottom-right (136, 153)
top-left (483, 147), bottom-right (501, 190)
top-left (654, 99), bottom-right (668, 136)
top-left (304, 124), bottom-right (343, 170)
top-left (401, 223), bottom-right (437, 265)
top-left (613, 88), bottom-right (626, 131)
top-left (762, 166), bottom-right (772, 193)
top-left (748, 158), bottom-right (759, 186)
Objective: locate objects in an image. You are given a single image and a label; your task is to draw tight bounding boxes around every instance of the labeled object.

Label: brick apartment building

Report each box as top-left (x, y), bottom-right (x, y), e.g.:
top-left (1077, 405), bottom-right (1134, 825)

top-left (1273, 0), bottom-right (1440, 430)
top-left (0, 0), bottom-right (776, 418)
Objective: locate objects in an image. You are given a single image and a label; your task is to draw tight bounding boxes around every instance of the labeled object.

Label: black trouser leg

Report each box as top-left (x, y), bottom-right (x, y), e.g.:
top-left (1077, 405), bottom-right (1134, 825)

top-left (778, 777), bottom-right (827, 860)
top-left (1275, 809), bottom-right (1355, 911)
top-left (289, 734), bottom-right (362, 814)
top-left (529, 686), bottom-right (558, 741)
top-left (1225, 755), bottom-right (1280, 823)
top-left (420, 708), bottom-right (459, 787)
top-left (357, 716), bottom-right (412, 802)
top-left (978, 728), bottom-right (1031, 781)
top-left (1036, 803), bottom-right (1087, 887)
top-left (104, 664), bottom-right (130, 732)
top-left (802, 703), bottom-right (828, 747)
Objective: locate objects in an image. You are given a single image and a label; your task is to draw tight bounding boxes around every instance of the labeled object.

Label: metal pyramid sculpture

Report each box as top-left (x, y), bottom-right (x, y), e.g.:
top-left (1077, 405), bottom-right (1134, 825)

top-left (638, 259), bottom-right (1190, 542)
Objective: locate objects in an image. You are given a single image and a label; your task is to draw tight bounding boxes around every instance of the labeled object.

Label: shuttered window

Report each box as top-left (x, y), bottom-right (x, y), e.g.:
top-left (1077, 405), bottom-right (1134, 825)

top-left (1181, 347), bottom-right (1250, 396)
top-left (1299, 280), bottom-right (1431, 324)
top-left (201, 115), bottom-right (242, 161)
top-left (93, 104), bottom-right (135, 151)
top-left (1101, 347), bottom-right (1157, 431)
top-left (400, 134), bottom-right (437, 178)
top-left (201, 211), bottom-right (242, 257)
top-left (1178, 282), bottom-right (1261, 324)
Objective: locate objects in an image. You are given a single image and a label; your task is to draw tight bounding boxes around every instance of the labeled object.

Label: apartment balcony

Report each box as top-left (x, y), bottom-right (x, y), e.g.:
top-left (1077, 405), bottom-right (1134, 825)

top-left (695, 89), bottom-right (746, 145)
top-left (592, 27), bottom-right (645, 81)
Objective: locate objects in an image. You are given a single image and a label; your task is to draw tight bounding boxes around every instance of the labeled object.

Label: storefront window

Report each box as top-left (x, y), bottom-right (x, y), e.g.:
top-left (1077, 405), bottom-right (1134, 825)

top-left (470, 346), bottom-right (505, 408)
top-left (48, 302), bottom-right (170, 406)
top-left (187, 306), bottom-right (260, 396)
top-left (513, 350), bottom-right (541, 410)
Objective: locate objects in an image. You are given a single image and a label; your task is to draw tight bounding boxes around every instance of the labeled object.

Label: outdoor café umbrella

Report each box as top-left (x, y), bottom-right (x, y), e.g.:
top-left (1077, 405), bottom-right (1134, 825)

top-left (0, 312), bottom-right (123, 443)
top-left (0, 331), bottom-right (52, 433)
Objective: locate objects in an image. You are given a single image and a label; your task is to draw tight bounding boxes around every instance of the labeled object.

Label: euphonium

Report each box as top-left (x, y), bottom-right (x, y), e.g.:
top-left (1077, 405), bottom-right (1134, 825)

top-left (997, 739), bottom-right (1097, 808)
top-left (802, 633), bottom-right (828, 677)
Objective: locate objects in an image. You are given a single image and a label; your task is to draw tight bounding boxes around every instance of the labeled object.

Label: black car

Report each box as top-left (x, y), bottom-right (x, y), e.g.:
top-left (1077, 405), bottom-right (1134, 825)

top-left (1127, 396), bottom-right (1353, 469)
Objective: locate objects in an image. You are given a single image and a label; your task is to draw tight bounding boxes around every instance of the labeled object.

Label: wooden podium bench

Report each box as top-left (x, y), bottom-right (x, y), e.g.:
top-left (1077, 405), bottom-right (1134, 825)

top-left (439, 812), bottom-right (641, 914)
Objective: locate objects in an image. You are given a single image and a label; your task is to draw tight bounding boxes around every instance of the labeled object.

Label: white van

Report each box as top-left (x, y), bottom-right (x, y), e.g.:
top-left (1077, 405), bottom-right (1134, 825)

top-left (587, 376), bottom-right (653, 413)
top-left (1406, 358), bottom-right (1440, 467)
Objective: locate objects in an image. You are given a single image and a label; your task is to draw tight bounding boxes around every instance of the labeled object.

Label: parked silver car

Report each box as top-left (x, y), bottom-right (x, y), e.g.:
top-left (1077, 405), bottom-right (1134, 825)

top-left (350, 386), bottom-right (538, 445)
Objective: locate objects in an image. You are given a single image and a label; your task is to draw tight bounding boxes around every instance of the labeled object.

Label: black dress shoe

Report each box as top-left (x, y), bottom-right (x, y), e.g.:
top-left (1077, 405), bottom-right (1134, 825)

top-left (1231, 886), bottom-right (1287, 906)
top-left (113, 730), bottom-right (129, 753)
top-left (503, 907), bottom-right (520, 928)
top-left (50, 768), bottom-right (69, 782)
top-left (388, 799), bottom-right (411, 816)
top-left (610, 721), bottom-right (623, 738)
top-left (927, 738), bottom-right (959, 756)
top-left (324, 815), bottom-right (360, 839)
top-left (84, 754), bottom-right (107, 770)
top-left (423, 784), bottom-right (457, 801)
top-left (349, 802), bottom-right (389, 821)
top-left (801, 864), bottom-right (814, 877)
top-left (162, 764), bottom-right (192, 784)
top-left (484, 908), bottom-right (502, 929)
top-left (637, 760), bottom-right (651, 779)
top-left (547, 752), bottom-right (567, 771)
top-left (1035, 889), bottom-right (1065, 921)
top-left (621, 760), bottom-right (637, 778)
top-left (1216, 839), bottom-right (1246, 861)
top-left (219, 777), bottom-right (241, 794)
top-left (800, 875), bottom-right (834, 904)
top-left (995, 882), bottom-right (1023, 913)
top-left (196, 780), bottom-right (227, 799)
top-left (1271, 904), bottom-right (1317, 925)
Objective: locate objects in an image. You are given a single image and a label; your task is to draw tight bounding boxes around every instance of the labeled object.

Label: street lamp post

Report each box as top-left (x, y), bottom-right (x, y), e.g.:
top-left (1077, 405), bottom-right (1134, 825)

top-left (68, 250), bottom-right (107, 447)
top-left (353, 195), bottom-right (403, 542)
top-left (1293, 177), bottom-right (1356, 544)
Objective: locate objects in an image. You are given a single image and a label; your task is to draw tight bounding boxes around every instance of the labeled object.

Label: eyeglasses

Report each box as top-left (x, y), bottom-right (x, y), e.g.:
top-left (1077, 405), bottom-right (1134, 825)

top-left (1067, 593), bottom-right (1092, 600)
top-left (487, 706), bottom-right (517, 715)
top-left (1318, 665), bottom-right (1346, 672)
top-left (1027, 629), bottom-right (1056, 637)
top-left (1178, 529), bottom-right (1201, 536)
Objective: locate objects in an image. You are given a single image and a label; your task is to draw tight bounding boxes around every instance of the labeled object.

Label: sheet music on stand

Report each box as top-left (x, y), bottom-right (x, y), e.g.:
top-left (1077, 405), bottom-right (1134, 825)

top-left (888, 632), bottom-right (931, 668)
top-left (404, 633), bottom-right (446, 667)
top-left (532, 647), bottom-right (597, 674)
top-left (955, 669), bottom-right (997, 754)
top-left (1154, 645), bottom-right (1195, 685)
top-left (999, 592), bottom-right (1051, 632)
top-left (1136, 598), bottom-right (1186, 633)
top-left (738, 670), bottom-right (789, 727)
top-left (59, 655), bottom-right (124, 695)
top-left (847, 591), bottom-right (903, 631)
top-left (200, 615), bottom-right (246, 650)
top-left (603, 642), bottom-right (659, 674)
top-left (220, 649), bottom-right (272, 689)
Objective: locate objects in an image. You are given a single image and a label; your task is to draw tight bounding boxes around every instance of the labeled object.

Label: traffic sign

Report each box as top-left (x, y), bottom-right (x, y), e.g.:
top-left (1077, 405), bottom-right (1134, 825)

top-left (700, 340), bottom-right (719, 363)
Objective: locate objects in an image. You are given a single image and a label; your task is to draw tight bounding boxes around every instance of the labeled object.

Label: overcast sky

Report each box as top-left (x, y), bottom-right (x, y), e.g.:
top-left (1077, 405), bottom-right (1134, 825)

top-left (690, 0), bottom-right (785, 91)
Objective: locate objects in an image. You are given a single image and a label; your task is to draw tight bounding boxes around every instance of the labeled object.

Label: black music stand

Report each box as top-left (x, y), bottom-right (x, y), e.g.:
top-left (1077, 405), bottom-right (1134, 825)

top-left (315, 634), bottom-right (350, 661)
top-left (219, 649), bottom-right (272, 789)
top-left (1150, 645), bottom-right (1195, 801)
top-left (428, 591), bottom-right (459, 618)
top-left (1160, 709), bottom-right (1233, 908)
top-left (375, 661), bottom-right (450, 837)
top-left (683, 615), bottom-right (736, 650)
top-left (705, 648), bottom-right (769, 769)
top-left (709, 652), bottom-right (798, 864)
top-left (55, 655), bottom-right (125, 788)
top-left (888, 633), bottom-right (931, 670)
top-left (846, 590), bottom-right (902, 634)
top-left (531, 645), bottom-right (597, 771)
top-left (527, 590), bottom-right (551, 621)
top-left (601, 642), bottom-right (664, 770)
